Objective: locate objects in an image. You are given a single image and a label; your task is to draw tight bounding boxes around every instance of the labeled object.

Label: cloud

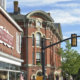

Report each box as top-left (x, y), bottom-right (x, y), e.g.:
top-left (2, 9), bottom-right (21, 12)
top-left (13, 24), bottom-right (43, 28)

top-left (7, 0), bottom-right (80, 24)
top-left (55, 3), bottom-right (80, 8)
top-left (63, 36), bottom-right (68, 39)
top-left (48, 9), bottom-right (80, 24)
top-left (7, 0), bottom-right (72, 7)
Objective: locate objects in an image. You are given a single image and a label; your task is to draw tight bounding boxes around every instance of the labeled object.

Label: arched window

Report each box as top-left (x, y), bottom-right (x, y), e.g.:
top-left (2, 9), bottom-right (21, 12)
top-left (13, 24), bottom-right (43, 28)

top-left (36, 33), bottom-right (41, 46)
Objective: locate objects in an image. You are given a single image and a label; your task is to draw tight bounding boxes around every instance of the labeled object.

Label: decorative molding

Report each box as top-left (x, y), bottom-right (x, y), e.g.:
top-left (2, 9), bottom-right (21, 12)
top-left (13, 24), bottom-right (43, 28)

top-left (31, 74), bottom-right (36, 79)
top-left (0, 51), bottom-right (24, 66)
top-left (46, 38), bottom-right (50, 40)
top-left (35, 31), bottom-right (43, 37)
top-left (28, 64), bottom-right (33, 66)
top-left (46, 64), bottom-right (51, 67)
top-left (28, 18), bottom-right (35, 24)
top-left (0, 51), bottom-right (24, 63)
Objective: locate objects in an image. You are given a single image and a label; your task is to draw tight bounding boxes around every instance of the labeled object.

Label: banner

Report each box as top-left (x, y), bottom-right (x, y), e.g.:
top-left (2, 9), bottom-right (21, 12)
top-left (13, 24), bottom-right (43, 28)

top-left (0, 26), bottom-right (13, 48)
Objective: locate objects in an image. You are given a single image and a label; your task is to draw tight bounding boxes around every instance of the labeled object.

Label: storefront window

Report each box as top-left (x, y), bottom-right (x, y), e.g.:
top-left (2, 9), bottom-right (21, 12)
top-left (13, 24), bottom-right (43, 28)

top-left (9, 72), bottom-right (15, 80)
top-left (0, 62), bottom-right (20, 70)
top-left (0, 71), bottom-right (8, 80)
top-left (0, 62), bottom-right (21, 80)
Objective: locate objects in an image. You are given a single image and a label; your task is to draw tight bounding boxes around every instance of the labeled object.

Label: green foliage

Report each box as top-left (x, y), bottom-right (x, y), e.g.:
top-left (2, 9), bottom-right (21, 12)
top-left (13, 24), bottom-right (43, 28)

top-left (58, 40), bottom-right (80, 78)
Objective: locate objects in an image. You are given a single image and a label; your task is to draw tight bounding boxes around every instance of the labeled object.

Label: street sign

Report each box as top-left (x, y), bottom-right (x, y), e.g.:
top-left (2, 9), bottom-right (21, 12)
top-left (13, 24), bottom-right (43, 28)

top-left (36, 76), bottom-right (43, 80)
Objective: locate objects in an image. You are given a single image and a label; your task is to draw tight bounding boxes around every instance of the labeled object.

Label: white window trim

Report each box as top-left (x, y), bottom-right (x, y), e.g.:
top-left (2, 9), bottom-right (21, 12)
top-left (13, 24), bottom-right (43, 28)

top-left (16, 32), bottom-right (21, 53)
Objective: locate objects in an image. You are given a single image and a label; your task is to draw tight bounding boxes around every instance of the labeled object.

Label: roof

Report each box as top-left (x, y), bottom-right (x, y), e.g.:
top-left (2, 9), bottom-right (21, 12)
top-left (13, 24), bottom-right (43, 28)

top-left (9, 10), bottom-right (63, 40)
top-left (9, 13), bottom-right (25, 21)
top-left (54, 23), bottom-right (63, 39)
top-left (26, 10), bottom-right (54, 22)
top-left (0, 7), bottom-right (23, 32)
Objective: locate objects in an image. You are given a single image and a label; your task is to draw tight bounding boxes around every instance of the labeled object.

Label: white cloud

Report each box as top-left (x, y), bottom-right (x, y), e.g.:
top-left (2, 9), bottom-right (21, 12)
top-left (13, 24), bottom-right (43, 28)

top-left (7, 0), bottom-right (80, 24)
top-left (78, 40), bottom-right (80, 43)
top-left (63, 36), bottom-right (68, 39)
top-left (55, 3), bottom-right (80, 8)
top-left (48, 9), bottom-right (80, 24)
top-left (7, 0), bottom-right (72, 7)
top-left (65, 31), bottom-right (80, 34)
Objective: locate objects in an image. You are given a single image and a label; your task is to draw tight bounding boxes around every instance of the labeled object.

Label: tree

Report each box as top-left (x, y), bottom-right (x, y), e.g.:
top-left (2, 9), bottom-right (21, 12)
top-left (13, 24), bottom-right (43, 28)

top-left (58, 40), bottom-right (80, 80)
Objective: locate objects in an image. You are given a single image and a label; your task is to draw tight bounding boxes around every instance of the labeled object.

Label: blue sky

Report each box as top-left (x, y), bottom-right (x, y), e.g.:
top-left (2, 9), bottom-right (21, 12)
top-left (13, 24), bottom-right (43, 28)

top-left (6, 0), bottom-right (80, 52)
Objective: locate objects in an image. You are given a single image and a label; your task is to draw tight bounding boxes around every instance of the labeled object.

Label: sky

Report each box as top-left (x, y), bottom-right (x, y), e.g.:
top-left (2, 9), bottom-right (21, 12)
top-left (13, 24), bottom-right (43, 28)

top-left (6, 0), bottom-right (80, 53)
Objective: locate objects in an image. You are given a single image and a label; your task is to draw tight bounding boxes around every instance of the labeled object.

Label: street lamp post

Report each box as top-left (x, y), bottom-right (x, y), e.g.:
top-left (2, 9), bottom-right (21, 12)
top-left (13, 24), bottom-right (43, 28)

top-left (41, 37), bottom-right (46, 80)
top-left (41, 34), bottom-right (78, 80)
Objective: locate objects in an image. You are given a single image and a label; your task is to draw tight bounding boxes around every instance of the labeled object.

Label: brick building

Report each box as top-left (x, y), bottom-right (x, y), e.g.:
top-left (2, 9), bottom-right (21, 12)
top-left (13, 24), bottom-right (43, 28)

top-left (0, 6), bottom-right (23, 80)
top-left (9, 1), bottom-right (63, 80)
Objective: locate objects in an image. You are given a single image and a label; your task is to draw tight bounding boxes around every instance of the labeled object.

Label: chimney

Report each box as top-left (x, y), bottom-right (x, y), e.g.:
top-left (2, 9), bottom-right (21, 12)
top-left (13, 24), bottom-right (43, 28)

top-left (14, 1), bottom-right (18, 14)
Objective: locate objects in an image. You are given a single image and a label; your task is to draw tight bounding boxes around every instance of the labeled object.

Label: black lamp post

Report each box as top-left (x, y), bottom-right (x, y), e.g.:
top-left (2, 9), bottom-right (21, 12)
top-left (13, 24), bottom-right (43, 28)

top-left (41, 37), bottom-right (46, 80)
top-left (41, 34), bottom-right (78, 80)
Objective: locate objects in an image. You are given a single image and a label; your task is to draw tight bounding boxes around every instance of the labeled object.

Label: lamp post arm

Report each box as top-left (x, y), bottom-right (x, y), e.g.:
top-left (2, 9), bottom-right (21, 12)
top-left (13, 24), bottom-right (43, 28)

top-left (44, 36), bottom-right (80, 50)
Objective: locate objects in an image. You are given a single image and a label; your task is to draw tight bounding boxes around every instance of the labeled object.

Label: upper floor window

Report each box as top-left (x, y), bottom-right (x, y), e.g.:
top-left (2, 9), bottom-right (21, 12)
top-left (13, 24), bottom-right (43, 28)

top-left (36, 52), bottom-right (41, 65)
top-left (32, 52), bottom-right (35, 65)
top-left (32, 34), bottom-right (35, 46)
top-left (36, 33), bottom-right (41, 46)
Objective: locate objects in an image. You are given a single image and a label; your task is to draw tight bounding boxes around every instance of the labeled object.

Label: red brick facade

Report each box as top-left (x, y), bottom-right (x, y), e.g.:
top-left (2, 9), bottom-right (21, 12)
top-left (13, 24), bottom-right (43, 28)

top-left (0, 12), bottom-right (20, 58)
top-left (0, 6), bottom-right (23, 80)
top-left (9, 2), bottom-right (62, 80)
top-left (10, 10), bottom-right (62, 80)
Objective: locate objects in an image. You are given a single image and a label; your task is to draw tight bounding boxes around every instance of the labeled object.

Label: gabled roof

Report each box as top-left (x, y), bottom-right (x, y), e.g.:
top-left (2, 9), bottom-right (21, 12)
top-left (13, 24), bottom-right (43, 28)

top-left (0, 7), bottom-right (23, 32)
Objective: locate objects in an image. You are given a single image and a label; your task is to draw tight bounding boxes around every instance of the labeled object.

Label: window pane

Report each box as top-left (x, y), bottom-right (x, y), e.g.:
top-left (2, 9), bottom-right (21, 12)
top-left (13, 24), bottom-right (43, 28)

top-left (32, 34), bottom-right (35, 46)
top-left (36, 52), bottom-right (40, 59)
top-left (32, 52), bottom-right (35, 65)
top-left (36, 52), bottom-right (41, 65)
top-left (36, 33), bottom-right (41, 46)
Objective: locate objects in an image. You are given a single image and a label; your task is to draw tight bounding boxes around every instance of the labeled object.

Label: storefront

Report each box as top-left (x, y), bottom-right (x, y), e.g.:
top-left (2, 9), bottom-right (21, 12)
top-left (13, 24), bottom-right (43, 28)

top-left (0, 6), bottom-right (24, 80)
top-left (0, 51), bottom-right (23, 80)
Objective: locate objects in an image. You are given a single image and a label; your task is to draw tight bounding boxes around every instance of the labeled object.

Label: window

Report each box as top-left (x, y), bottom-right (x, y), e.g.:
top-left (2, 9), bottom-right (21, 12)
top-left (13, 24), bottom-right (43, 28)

top-left (16, 32), bottom-right (21, 53)
top-left (32, 52), bottom-right (35, 65)
top-left (36, 52), bottom-right (41, 65)
top-left (32, 34), bottom-right (35, 46)
top-left (36, 33), bottom-right (41, 46)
